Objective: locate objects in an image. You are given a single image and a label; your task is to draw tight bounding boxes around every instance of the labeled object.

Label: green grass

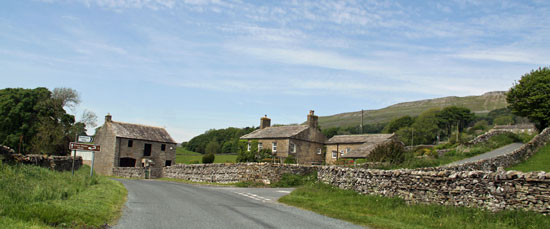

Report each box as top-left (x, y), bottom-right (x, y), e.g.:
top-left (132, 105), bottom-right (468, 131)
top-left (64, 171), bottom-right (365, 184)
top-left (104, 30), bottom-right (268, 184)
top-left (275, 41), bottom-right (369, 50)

top-left (279, 182), bottom-right (550, 228)
top-left (175, 147), bottom-right (237, 164)
top-left (0, 163), bottom-right (127, 228)
top-left (508, 144), bottom-right (550, 172)
top-left (369, 132), bottom-right (527, 170)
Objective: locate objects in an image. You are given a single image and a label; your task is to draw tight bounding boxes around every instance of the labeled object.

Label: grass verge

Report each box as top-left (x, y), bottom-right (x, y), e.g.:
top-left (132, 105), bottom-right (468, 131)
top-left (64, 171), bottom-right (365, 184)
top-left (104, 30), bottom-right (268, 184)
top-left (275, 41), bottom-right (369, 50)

top-left (508, 144), bottom-right (550, 172)
top-left (279, 182), bottom-right (550, 228)
top-left (175, 147), bottom-right (237, 164)
top-left (0, 163), bottom-right (127, 228)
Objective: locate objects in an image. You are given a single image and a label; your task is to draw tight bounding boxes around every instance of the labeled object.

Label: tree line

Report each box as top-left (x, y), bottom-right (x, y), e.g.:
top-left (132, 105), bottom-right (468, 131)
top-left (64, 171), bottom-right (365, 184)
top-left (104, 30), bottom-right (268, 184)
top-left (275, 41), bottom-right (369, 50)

top-left (0, 87), bottom-right (96, 155)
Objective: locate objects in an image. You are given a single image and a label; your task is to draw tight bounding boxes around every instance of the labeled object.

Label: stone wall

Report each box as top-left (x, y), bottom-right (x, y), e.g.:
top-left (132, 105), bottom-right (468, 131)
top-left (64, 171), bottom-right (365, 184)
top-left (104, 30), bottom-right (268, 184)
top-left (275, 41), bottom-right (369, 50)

top-left (3, 154), bottom-right (82, 171)
top-left (466, 130), bottom-right (516, 145)
top-left (438, 127), bottom-right (550, 171)
top-left (318, 166), bottom-right (550, 213)
top-left (112, 167), bottom-right (163, 179)
top-left (163, 163), bottom-right (317, 184)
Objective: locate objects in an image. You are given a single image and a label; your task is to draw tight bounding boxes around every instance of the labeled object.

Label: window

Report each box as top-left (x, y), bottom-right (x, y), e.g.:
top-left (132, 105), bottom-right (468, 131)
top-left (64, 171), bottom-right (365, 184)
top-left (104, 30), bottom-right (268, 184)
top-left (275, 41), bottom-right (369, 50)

top-left (165, 160), bottom-right (172, 166)
top-left (128, 140), bottom-right (133, 147)
top-left (258, 142), bottom-right (263, 150)
top-left (340, 150), bottom-right (344, 157)
top-left (346, 148), bottom-right (351, 153)
top-left (317, 148), bottom-right (322, 155)
top-left (144, 144), bottom-right (152, 156)
top-left (247, 143), bottom-right (251, 152)
top-left (332, 151), bottom-right (337, 158)
top-left (290, 143), bottom-right (296, 153)
top-left (161, 144), bottom-right (166, 151)
top-left (272, 142), bottom-right (277, 152)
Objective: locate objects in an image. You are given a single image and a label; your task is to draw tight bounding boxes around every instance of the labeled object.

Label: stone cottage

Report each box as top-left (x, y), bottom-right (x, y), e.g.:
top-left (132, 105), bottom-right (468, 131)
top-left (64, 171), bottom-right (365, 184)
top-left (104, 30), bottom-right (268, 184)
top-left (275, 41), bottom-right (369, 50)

top-left (325, 133), bottom-right (399, 164)
top-left (93, 114), bottom-right (177, 175)
top-left (240, 111), bottom-right (326, 164)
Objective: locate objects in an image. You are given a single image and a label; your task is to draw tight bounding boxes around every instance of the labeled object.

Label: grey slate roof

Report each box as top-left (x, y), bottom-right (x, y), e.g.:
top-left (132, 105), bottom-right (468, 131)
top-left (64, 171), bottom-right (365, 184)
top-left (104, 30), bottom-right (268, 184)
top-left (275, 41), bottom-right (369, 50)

top-left (327, 134), bottom-right (395, 144)
top-left (110, 121), bottom-right (176, 143)
top-left (240, 125), bottom-right (309, 139)
top-left (341, 140), bottom-right (392, 158)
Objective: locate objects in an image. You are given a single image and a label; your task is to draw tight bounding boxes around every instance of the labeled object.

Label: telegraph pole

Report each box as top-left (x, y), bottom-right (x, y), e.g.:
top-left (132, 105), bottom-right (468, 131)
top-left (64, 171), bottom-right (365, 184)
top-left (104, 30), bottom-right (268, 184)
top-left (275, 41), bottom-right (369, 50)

top-left (360, 109), bottom-right (364, 134)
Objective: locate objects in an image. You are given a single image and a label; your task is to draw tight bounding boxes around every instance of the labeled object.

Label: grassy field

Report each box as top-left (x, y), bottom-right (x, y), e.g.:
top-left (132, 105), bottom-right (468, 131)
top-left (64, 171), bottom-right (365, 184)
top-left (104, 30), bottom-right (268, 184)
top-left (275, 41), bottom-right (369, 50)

top-left (318, 91), bottom-right (507, 128)
top-left (508, 144), bottom-right (550, 172)
top-left (279, 182), bottom-right (550, 228)
top-left (175, 147), bottom-right (237, 164)
top-left (0, 162), bottom-right (127, 228)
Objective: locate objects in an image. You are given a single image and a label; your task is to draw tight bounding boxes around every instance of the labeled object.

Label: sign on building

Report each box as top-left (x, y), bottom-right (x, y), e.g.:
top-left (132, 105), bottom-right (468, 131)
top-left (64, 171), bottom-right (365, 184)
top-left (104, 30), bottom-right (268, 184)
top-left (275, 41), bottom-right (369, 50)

top-left (69, 142), bottom-right (101, 151)
top-left (78, 135), bottom-right (94, 143)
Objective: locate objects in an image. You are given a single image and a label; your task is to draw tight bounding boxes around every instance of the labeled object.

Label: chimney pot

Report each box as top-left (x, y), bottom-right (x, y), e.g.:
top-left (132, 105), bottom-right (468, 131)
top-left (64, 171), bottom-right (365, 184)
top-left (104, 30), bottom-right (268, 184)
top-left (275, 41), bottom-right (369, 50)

top-left (105, 113), bottom-right (112, 123)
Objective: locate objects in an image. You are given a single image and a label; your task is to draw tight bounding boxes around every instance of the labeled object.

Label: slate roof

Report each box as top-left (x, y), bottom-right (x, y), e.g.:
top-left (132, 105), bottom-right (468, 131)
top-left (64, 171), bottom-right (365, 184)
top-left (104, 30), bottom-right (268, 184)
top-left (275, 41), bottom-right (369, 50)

top-left (327, 134), bottom-right (395, 144)
top-left (340, 140), bottom-right (392, 158)
top-left (240, 125), bottom-right (309, 139)
top-left (109, 121), bottom-right (176, 143)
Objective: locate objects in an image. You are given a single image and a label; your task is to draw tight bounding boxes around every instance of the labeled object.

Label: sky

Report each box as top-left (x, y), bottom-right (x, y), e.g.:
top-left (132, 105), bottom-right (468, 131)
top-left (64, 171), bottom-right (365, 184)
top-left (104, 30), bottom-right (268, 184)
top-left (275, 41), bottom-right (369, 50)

top-left (1, 0), bottom-right (549, 142)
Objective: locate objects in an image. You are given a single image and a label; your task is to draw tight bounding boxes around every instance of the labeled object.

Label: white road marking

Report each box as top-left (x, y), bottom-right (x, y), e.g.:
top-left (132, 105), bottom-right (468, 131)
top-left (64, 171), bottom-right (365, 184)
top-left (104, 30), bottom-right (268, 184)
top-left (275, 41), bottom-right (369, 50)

top-left (236, 192), bottom-right (271, 202)
top-left (277, 190), bottom-right (291, 193)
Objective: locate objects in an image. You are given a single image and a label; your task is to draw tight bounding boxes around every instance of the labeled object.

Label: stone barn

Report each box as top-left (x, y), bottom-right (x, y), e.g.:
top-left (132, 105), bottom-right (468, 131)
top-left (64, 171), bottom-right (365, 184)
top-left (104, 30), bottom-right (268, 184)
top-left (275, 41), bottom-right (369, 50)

top-left (93, 114), bottom-right (177, 176)
top-left (240, 111), bottom-right (326, 165)
top-left (325, 133), bottom-right (400, 164)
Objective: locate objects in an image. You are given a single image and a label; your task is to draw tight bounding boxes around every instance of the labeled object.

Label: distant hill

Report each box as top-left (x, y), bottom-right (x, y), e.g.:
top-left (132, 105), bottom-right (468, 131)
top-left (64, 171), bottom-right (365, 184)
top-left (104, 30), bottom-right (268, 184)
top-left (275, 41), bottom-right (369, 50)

top-left (318, 91), bottom-right (508, 129)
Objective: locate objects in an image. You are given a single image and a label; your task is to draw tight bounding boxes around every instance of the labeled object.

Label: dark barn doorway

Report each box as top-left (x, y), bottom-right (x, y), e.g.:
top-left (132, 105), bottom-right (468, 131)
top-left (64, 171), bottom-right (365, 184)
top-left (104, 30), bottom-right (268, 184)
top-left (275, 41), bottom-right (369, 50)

top-left (119, 157), bottom-right (136, 167)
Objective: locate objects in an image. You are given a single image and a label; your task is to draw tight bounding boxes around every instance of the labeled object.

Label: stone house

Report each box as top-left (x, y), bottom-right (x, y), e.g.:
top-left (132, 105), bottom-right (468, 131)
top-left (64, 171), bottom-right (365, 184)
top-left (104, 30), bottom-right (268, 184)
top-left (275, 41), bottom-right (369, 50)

top-left (325, 133), bottom-right (399, 164)
top-left (93, 114), bottom-right (177, 175)
top-left (240, 111), bottom-right (326, 165)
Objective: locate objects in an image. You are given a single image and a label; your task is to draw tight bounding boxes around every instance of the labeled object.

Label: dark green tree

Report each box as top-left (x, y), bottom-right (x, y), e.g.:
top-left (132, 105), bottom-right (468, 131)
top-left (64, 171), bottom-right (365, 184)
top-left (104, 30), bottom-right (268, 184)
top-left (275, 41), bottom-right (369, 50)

top-left (436, 106), bottom-right (475, 137)
top-left (205, 140), bottom-right (220, 155)
top-left (507, 67), bottom-right (550, 131)
top-left (382, 116), bottom-right (414, 133)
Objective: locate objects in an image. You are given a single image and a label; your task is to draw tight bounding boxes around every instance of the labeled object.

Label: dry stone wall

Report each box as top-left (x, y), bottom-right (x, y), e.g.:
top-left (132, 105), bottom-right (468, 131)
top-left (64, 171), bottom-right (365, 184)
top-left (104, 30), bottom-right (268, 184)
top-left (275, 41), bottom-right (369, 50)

top-left (112, 167), bottom-right (163, 179)
top-left (318, 166), bottom-right (550, 213)
top-left (438, 127), bottom-right (550, 171)
top-left (3, 154), bottom-right (82, 171)
top-left (164, 163), bottom-right (317, 184)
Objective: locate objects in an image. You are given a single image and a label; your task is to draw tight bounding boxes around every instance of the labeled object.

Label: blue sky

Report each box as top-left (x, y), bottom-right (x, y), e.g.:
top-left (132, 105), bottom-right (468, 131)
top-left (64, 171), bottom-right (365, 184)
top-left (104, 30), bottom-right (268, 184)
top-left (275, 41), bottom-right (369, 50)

top-left (1, 0), bottom-right (549, 142)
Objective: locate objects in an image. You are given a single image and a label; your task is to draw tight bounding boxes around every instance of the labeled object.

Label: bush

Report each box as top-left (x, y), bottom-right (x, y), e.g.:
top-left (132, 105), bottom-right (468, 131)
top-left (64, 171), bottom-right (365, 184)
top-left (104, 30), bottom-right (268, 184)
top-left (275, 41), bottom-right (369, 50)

top-left (202, 153), bottom-right (215, 164)
top-left (284, 155), bottom-right (296, 164)
top-left (368, 142), bottom-right (406, 164)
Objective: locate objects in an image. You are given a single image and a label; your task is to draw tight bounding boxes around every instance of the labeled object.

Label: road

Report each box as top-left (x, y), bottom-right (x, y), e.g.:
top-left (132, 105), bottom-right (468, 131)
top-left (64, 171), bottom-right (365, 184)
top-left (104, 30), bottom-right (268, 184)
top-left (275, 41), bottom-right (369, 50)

top-left (445, 143), bottom-right (524, 166)
top-left (113, 179), bottom-right (363, 229)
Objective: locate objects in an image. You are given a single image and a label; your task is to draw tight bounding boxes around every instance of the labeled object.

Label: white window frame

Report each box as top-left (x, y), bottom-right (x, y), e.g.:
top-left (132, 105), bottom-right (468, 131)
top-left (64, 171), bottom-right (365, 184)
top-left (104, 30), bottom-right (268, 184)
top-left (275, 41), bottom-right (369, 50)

top-left (247, 143), bottom-right (251, 152)
top-left (332, 151), bottom-right (337, 158)
top-left (317, 148), bottom-right (322, 155)
top-left (272, 142), bottom-right (277, 152)
top-left (258, 142), bottom-right (263, 150)
top-left (340, 150), bottom-right (344, 157)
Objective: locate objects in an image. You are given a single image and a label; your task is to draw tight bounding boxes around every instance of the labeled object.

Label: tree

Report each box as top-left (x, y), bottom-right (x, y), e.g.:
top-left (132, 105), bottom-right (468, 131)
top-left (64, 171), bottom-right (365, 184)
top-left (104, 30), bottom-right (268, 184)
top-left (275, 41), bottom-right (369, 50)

top-left (205, 140), bottom-right (220, 155)
top-left (507, 67), bottom-right (550, 131)
top-left (383, 116), bottom-right (414, 133)
top-left (52, 87), bottom-right (80, 112)
top-left (436, 106), bottom-right (475, 137)
top-left (396, 108), bottom-right (441, 145)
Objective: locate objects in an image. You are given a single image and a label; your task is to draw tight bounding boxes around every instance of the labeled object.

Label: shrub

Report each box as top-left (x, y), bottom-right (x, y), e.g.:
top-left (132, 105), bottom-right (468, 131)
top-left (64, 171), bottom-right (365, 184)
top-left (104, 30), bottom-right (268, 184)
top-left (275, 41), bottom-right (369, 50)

top-left (284, 155), bottom-right (296, 164)
top-left (202, 153), bottom-right (215, 164)
top-left (368, 142), bottom-right (406, 164)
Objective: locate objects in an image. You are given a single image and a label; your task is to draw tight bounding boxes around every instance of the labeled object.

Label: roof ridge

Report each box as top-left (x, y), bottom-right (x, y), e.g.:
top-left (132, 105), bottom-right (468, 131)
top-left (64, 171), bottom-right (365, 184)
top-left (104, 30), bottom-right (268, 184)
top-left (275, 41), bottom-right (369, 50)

top-left (111, 121), bottom-right (166, 129)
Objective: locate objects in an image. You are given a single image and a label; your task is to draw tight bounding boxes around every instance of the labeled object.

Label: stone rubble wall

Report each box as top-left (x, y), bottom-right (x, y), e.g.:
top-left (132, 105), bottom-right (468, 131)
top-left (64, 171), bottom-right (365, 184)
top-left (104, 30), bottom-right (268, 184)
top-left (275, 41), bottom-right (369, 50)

top-left (163, 163), bottom-right (318, 184)
top-left (466, 130), bottom-right (517, 145)
top-left (437, 127), bottom-right (550, 171)
top-left (318, 166), bottom-right (550, 213)
top-left (112, 167), bottom-right (163, 179)
top-left (3, 154), bottom-right (83, 171)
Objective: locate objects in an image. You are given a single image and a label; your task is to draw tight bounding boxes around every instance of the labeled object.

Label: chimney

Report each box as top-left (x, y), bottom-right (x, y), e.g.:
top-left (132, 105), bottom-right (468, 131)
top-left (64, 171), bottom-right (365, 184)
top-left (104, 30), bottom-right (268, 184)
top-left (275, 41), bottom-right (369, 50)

top-left (260, 115), bottom-right (271, 129)
top-left (307, 110), bottom-right (318, 128)
top-left (105, 113), bottom-right (112, 123)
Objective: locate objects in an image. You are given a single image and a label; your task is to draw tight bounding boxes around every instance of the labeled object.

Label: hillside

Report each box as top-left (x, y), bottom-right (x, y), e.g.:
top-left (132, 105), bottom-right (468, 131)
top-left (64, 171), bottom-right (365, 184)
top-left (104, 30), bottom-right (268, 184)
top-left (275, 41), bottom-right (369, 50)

top-left (318, 91), bottom-right (508, 129)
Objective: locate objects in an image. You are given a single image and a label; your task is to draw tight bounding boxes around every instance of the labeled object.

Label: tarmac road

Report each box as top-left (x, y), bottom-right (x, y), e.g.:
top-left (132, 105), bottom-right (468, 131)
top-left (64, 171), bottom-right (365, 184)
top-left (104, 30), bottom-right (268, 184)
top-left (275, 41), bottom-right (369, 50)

top-left (445, 143), bottom-right (524, 166)
top-left (113, 179), bottom-right (363, 229)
